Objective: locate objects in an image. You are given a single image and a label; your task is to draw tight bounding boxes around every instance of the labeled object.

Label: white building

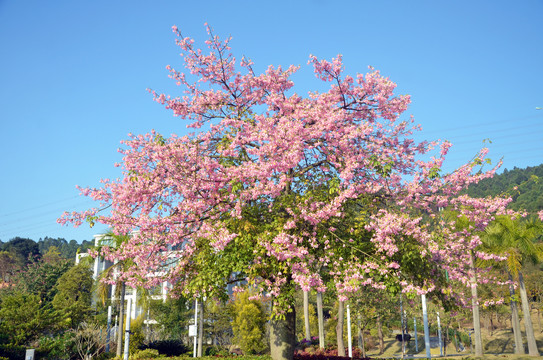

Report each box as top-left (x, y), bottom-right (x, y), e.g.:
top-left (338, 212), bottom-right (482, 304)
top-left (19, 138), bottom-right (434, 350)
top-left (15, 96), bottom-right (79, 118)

top-left (76, 233), bottom-right (171, 319)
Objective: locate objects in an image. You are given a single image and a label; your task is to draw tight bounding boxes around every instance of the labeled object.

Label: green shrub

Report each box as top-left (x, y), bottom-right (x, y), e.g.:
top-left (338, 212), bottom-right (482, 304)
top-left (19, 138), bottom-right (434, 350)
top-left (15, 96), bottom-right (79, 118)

top-left (93, 352), bottom-right (116, 360)
top-left (0, 344), bottom-right (25, 360)
top-left (130, 348), bottom-right (160, 359)
top-left (38, 332), bottom-right (77, 360)
top-left (126, 315), bottom-right (145, 355)
top-left (231, 291), bottom-right (267, 355)
top-left (144, 339), bottom-right (188, 356)
top-left (204, 345), bottom-right (230, 356)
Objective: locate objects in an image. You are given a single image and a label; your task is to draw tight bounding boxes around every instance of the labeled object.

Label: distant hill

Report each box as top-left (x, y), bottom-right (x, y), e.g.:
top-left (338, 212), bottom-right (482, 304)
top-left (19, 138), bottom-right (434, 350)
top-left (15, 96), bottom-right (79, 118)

top-left (466, 163), bottom-right (543, 214)
top-left (37, 236), bottom-right (94, 260)
top-left (0, 236), bottom-right (94, 261)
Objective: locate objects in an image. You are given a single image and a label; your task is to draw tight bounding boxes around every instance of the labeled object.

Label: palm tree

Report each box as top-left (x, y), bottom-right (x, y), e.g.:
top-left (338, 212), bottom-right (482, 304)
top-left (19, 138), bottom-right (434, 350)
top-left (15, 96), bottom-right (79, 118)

top-left (483, 216), bottom-right (543, 357)
top-left (469, 250), bottom-right (484, 356)
top-left (93, 233), bottom-right (134, 358)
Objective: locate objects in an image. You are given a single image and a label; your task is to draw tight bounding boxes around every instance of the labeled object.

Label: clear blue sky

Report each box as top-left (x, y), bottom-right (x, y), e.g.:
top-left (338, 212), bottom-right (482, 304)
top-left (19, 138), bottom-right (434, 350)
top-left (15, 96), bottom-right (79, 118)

top-left (1, 0), bottom-right (542, 243)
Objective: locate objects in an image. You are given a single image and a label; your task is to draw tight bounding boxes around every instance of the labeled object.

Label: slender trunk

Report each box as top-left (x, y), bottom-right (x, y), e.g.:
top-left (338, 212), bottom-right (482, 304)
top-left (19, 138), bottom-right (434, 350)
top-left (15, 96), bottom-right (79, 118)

top-left (317, 292), bottom-right (325, 348)
top-left (518, 271), bottom-right (540, 356)
top-left (197, 299), bottom-right (204, 357)
top-left (303, 290), bottom-right (311, 341)
top-left (357, 315), bottom-right (366, 358)
top-left (491, 314), bottom-right (495, 335)
top-left (376, 314), bottom-right (384, 355)
top-left (509, 272), bottom-right (525, 354)
top-left (336, 300), bottom-right (345, 356)
top-left (270, 306), bottom-right (296, 360)
top-left (116, 282), bottom-right (125, 358)
top-left (469, 252), bottom-right (483, 356)
top-left (443, 322), bottom-right (448, 356)
top-left (538, 306), bottom-right (542, 333)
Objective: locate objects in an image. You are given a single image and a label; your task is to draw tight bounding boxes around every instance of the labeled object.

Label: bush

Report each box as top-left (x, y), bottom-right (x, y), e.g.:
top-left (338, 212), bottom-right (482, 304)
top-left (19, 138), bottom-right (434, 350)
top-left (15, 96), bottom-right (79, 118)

top-left (231, 291), bottom-right (267, 355)
top-left (126, 315), bottom-right (145, 355)
top-left (38, 332), bottom-right (77, 360)
top-left (93, 352), bottom-right (116, 360)
top-left (204, 345), bottom-right (230, 356)
top-left (0, 344), bottom-right (25, 360)
top-left (130, 348), bottom-right (160, 359)
top-left (144, 339), bottom-right (188, 357)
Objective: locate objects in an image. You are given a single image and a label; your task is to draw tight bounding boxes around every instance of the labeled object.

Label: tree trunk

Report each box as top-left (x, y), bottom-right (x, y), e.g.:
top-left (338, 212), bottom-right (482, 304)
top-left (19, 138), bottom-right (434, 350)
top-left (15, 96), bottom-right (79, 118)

top-left (443, 322), bottom-right (448, 356)
top-left (490, 314), bottom-right (495, 336)
top-left (357, 315), bottom-right (366, 358)
top-left (376, 314), bottom-right (384, 355)
top-left (116, 282), bottom-right (125, 358)
top-left (509, 292), bottom-right (526, 354)
top-left (469, 252), bottom-right (483, 356)
top-left (317, 292), bottom-right (325, 348)
top-left (197, 299), bottom-right (204, 357)
top-left (518, 271), bottom-right (540, 356)
top-left (508, 272), bottom-right (525, 354)
top-left (538, 306), bottom-right (542, 333)
top-left (336, 300), bottom-right (345, 356)
top-left (270, 307), bottom-right (296, 360)
top-left (303, 290), bottom-right (311, 341)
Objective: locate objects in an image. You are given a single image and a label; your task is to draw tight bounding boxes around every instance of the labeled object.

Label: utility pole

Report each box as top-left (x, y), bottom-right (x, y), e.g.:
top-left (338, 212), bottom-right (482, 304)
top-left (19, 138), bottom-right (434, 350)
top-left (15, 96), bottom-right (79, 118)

top-left (123, 298), bottom-right (132, 360)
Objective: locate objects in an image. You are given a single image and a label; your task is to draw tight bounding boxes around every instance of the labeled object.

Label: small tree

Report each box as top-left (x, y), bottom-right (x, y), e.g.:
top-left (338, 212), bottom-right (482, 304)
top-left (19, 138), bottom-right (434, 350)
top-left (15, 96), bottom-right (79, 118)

top-left (52, 263), bottom-right (94, 329)
top-left (206, 299), bottom-right (234, 346)
top-left (74, 322), bottom-right (105, 360)
top-left (149, 295), bottom-right (191, 341)
top-left (0, 251), bottom-right (18, 282)
top-left (483, 216), bottom-right (543, 356)
top-left (231, 291), bottom-right (268, 354)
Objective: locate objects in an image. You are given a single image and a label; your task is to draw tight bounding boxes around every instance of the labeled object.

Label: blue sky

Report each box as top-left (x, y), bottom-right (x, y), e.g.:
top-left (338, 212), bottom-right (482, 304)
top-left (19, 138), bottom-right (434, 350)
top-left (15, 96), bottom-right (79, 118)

top-left (0, 0), bottom-right (542, 243)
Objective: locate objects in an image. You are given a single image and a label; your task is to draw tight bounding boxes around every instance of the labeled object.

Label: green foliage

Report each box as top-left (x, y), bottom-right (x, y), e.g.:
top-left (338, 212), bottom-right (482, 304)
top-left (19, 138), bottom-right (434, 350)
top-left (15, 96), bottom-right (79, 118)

top-left (0, 343), bottom-right (25, 360)
top-left (206, 299), bottom-right (234, 346)
top-left (41, 246), bottom-right (64, 265)
top-left (37, 236), bottom-right (94, 260)
top-left (130, 348), bottom-right (160, 359)
top-left (204, 345), bottom-right (230, 356)
top-left (0, 251), bottom-right (17, 282)
top-left (38, 331), bottom-right (77, 360)
top-left (482, 215), bottom-right (543, 276)
top-left (126, 315), bottom-right (145, 355)
top-left (0, 291), bottom-right (56, 345)
top-left (149, 296), bottom-right (191, 339)
top-left (231, 290), bottom-right (268, 355)
top-left (466, 163), bottom-right (543, 214)
top-left (52, 263), bottom-right (94, 329)
top-left (1, 237), bottom-right (40, 265)
top-left (11, 257), bottom-right (72, 303)
top-left (144, 339), bottom-right (189, 357)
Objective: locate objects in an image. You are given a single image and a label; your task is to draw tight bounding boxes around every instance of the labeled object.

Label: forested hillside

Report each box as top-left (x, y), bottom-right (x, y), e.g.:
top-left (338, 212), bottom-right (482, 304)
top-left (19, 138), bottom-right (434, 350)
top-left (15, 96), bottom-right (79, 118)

top-left (0, 236), bottom-right (94, 263)
top-left (466, 163), bottom-right (543, 214)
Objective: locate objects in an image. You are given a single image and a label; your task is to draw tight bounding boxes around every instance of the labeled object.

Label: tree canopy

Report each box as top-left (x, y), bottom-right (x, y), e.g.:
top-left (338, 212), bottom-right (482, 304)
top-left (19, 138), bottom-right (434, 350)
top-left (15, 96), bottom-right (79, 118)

top-left (60, 25), bottom-right (511, 325)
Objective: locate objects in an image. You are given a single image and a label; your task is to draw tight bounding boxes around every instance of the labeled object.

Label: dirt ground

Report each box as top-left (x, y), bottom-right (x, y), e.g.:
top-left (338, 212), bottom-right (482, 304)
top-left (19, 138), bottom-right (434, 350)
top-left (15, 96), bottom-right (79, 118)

top-left (362, 316), bottom-right (543, 359)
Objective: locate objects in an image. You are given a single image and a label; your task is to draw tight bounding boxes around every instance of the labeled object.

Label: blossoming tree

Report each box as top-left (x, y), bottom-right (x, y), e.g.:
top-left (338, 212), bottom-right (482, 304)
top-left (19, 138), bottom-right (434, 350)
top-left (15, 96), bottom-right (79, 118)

top-left (60, 25), bottom-right (511, 360)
